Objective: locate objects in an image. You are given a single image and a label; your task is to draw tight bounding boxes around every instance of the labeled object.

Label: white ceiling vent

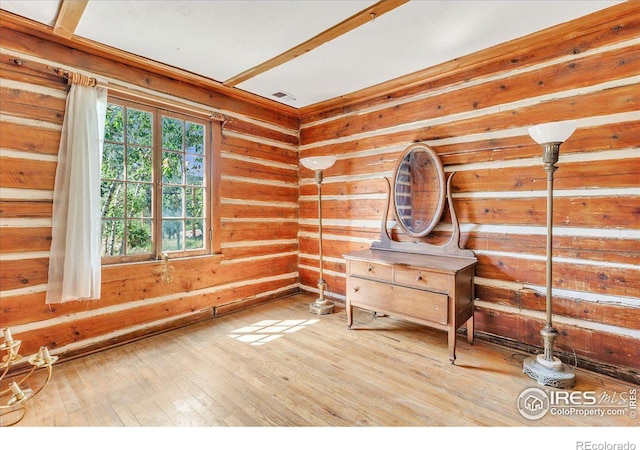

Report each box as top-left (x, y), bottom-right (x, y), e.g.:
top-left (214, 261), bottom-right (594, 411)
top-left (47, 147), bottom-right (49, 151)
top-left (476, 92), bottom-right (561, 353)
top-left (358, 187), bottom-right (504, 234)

top-left (272, 91), bottom-right (296, 102)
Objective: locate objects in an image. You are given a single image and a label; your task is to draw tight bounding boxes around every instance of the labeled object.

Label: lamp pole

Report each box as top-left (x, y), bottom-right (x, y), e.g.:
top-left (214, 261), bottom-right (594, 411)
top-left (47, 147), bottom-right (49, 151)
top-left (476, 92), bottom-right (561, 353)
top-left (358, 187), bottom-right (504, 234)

top-left (522, 120), bottom-right (577, 389)
top-left (300, 156), bottom-right (337, 315)
top-left (311, 168), bottom-right (333, 314)
top-left (541, 141), bottom-right (560, 363)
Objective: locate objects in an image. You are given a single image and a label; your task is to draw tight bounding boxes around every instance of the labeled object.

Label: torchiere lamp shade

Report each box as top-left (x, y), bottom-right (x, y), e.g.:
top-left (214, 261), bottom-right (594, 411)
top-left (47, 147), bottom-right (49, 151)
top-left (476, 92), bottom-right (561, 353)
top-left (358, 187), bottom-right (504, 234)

top-left (300, 156), bottom-right (337, 171)
top-left (528, 120), bottom-right (577, 144)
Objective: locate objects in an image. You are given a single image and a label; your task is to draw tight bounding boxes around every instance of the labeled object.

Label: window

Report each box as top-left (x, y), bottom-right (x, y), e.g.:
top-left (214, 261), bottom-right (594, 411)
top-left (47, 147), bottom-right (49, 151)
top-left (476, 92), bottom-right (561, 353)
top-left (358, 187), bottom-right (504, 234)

top-left (100, 97), bottom-right (218, 263)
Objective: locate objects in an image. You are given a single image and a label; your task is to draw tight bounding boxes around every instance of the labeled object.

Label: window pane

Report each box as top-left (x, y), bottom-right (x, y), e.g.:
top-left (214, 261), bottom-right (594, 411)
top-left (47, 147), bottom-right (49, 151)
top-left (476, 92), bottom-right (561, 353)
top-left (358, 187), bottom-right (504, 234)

top-left (186, 122), bottom-right (204, 154)
top-left (102, 100), bottom-right (211, 261)
top-left (127, 182), bottom-right (152, 217)
top-left (162, 220), bottom-right (184, 251)
top-left (127, 220), bottom-right (152, 254)
top-left (127, 146), bottom-right (152, 182)
top-left (162, 186), bottom-right (183, 217)
top-left (186, 219), bottom-right (204, 249)
top-left (186, 187), bottom-right (204, 217)
top-left (101, 181), bottom-right (124, 218)
top-left (127, 108), bottom-right (153, 146)
top-left (101, 219), bottom-right (125, 256)
top-left (186, 154), bottom-right (204, 186)
top-left (105, 104), bottom-right (124, 142)
top-left (102, 143), bottom-right (125, 180)
top-left (162, 151), bottom-right (184, 184)
top-left (162, 116), bottom-right (184, 151)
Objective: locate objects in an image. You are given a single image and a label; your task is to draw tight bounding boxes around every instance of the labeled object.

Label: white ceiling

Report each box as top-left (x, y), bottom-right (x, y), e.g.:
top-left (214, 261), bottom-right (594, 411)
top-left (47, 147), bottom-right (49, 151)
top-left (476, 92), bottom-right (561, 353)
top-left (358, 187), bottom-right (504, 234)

top-left (0, 0), bottom-right (624, 108)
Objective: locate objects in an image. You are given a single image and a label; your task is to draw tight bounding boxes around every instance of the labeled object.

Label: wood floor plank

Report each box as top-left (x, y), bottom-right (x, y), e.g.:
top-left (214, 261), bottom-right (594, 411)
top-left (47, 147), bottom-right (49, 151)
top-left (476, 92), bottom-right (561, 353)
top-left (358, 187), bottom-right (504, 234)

top-left (9, 293), bottom-right (637, 430)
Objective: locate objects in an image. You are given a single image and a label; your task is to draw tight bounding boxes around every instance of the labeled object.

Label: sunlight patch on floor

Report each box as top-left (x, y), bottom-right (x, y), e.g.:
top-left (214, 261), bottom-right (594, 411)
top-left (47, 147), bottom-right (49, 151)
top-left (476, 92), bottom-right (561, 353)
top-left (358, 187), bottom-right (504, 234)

top-left (228, 319), bottom-right (320, 346)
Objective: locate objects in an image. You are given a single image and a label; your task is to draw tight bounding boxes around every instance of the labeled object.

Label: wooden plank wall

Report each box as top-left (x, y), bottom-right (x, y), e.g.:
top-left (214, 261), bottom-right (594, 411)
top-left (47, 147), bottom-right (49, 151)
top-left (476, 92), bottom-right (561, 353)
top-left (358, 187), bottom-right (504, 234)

top-left (0, 23), bottom-right (300, 359)
top-left (298, 3), bottom-right (640, 382)
top-left (0, 4), bottom-right (638, 385)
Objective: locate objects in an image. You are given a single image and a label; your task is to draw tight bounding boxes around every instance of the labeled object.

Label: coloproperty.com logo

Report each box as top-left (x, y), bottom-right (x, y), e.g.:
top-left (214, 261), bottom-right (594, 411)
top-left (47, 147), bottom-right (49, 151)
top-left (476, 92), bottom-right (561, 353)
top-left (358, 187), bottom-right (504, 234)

top-left (517, 386), bottom-right (637, 420)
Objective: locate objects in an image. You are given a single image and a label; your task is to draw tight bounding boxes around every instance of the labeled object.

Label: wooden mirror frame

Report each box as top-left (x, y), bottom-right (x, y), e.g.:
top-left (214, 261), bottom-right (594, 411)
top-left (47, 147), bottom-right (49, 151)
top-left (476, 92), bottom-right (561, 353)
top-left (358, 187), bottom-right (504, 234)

top-left (392, 143), bottom-right (446, 238)
top-left (371, 142), bottom-right (475, 258)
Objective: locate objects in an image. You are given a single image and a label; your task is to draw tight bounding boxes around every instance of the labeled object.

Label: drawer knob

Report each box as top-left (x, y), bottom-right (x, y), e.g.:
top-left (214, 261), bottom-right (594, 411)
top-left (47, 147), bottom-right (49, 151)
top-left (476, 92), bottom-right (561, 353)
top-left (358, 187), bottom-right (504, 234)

top-left (367, 265), bottom-right (374, 272)
top-left (353, 287), bottom-right (360, 293)
top-left (416, 274), bottom-right (423, 281)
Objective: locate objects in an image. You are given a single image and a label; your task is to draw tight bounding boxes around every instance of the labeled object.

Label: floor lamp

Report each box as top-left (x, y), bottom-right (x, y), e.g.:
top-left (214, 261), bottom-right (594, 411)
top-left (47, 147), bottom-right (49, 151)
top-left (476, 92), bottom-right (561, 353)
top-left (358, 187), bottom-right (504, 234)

top-left (522, 120), bottom-right (577, 389)
top-left (300, 156), bottom-right (337, 315)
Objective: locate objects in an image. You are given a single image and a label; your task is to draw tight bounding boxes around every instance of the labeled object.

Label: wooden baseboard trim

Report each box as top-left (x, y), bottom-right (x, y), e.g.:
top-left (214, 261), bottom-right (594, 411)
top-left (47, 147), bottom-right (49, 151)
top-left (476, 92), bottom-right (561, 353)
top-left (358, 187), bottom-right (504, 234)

top-left (468, 330), bottom-right (639, 386)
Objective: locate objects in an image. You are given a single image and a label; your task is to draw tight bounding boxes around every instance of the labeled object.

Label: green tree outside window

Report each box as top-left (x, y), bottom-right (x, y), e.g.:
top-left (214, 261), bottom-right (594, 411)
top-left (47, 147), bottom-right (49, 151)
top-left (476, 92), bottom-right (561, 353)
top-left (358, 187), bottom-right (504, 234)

top-left (100, 101), bottom-right (209, 261)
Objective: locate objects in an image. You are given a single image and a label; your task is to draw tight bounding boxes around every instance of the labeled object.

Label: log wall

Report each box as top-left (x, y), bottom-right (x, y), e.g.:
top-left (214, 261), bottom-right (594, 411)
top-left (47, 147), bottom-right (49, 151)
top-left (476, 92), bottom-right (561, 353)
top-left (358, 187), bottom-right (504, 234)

top-left (0, 20), bottom-right (300, 359)
top-left (298, 3), bottom-right (640, 382)
top-left (0, 3), bottom-right (638, 384)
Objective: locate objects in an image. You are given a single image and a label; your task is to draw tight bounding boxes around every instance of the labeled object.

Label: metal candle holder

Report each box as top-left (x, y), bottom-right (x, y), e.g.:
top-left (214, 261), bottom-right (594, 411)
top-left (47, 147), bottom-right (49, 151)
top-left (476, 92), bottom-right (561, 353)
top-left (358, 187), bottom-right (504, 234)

top-left (1, 328), bottom-right (57, 426)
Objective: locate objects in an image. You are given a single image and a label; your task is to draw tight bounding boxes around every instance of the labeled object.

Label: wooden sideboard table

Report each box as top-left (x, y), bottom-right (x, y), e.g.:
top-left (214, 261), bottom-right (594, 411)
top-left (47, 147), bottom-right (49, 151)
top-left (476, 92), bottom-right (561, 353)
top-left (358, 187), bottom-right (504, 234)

top-left (344, 248), bottom-right (476, 364)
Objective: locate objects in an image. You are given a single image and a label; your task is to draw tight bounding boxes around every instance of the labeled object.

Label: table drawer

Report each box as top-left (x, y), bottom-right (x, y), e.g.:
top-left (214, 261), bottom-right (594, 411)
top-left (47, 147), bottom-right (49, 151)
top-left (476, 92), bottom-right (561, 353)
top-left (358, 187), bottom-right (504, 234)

top-left (349, 260), bottom-right (393, 282)
top-left (348, 278), bottom-right (448, 325)
top-left (394, 266), bottom-right (450, 292)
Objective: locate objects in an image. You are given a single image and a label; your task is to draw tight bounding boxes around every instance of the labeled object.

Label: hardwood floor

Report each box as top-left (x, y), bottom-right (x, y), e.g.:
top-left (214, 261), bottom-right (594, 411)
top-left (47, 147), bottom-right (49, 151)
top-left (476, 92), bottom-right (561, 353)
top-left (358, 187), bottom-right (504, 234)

top-left (4, 294), bottom-right (638, 436)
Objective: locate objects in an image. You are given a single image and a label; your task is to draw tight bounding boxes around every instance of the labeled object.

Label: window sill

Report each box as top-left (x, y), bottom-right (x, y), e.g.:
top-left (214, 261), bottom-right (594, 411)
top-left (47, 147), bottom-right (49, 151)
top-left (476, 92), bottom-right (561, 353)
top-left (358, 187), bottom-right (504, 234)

top-left (101, 251), bottom-right (224, 268)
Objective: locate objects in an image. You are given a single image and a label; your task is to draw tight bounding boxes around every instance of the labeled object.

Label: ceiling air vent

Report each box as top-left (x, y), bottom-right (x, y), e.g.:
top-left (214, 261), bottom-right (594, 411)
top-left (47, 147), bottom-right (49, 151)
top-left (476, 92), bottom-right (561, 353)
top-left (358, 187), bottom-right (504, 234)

top-left (272, 91), bottom-right (296, 102)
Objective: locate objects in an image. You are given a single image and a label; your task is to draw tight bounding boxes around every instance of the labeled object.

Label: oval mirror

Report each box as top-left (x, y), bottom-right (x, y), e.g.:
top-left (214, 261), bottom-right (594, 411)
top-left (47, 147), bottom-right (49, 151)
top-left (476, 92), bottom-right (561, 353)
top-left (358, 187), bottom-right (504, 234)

top-left (393, 143), bottom-right (446, 237)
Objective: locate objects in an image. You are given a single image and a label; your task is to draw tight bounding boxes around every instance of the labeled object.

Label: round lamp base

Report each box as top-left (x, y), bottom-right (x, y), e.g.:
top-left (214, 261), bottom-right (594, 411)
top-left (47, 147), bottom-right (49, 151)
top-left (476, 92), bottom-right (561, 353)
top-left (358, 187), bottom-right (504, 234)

top-left (523, 355), bottom-right (576, 389)
top-left (309, 300), bottom-right (335, 315)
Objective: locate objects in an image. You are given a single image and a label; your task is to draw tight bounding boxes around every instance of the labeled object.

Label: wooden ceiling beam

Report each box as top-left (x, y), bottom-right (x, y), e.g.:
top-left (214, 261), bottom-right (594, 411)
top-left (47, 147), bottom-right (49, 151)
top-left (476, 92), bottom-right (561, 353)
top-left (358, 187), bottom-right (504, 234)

top-left (53, 0), bottom-right (89, 39)
top-left (224, 0), bottom-right (409, 87)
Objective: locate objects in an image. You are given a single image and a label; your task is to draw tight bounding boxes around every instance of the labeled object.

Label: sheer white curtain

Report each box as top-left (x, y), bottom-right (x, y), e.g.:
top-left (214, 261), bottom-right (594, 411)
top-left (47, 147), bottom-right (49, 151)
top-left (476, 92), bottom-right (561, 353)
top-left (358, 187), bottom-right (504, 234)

top-left (46, 76), bottom-right (107, 304)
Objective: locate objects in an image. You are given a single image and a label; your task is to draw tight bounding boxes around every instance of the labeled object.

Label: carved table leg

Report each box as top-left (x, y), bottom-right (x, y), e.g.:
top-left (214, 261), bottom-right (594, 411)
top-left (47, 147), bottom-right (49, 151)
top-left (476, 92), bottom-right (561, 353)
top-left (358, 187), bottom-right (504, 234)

top-left (448, 329), bottom-right (456, 364)
top-left (347, 302), bottom-right (353, 330)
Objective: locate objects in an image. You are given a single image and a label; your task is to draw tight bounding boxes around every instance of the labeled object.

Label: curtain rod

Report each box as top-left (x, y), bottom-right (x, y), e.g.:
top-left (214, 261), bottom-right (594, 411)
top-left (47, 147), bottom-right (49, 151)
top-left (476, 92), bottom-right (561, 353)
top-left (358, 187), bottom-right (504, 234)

top-left (55, 67), bottom-right (97, 87)
top-left (54, 67), bottom-right (228, 123)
